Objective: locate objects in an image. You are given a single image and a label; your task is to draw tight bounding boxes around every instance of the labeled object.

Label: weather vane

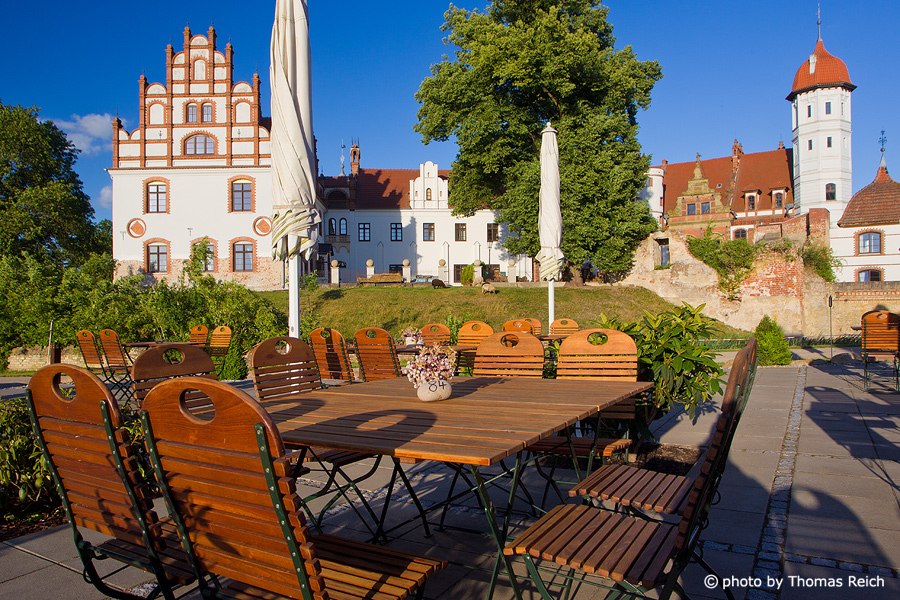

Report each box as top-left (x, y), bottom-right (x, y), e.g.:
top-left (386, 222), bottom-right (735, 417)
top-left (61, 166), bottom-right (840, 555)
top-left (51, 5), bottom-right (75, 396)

top-left (879, 130), bottom-right (887, 155)
top-left (817, 2), bottom-right (822, 40)
top-left (340, 140), bottom-right (346, 176)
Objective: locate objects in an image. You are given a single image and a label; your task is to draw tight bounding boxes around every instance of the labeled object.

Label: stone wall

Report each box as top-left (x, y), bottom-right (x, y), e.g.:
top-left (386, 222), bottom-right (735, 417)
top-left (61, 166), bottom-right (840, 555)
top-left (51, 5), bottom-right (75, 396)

top-left (5, 346), bottom-right (83, 372)
top-left (802, 279), bottom-right (900, 337)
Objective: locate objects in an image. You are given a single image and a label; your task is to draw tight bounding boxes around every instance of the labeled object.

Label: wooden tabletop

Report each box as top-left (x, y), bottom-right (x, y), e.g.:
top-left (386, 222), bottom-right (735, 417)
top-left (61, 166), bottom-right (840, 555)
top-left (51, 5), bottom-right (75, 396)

top-left (263, 377), bottom-right (652, 467)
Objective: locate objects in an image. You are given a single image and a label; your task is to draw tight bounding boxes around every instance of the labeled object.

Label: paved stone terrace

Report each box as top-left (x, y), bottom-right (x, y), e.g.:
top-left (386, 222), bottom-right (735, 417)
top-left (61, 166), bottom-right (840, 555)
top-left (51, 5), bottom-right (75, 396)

top-left (1, 360), bottom-right (897, 599)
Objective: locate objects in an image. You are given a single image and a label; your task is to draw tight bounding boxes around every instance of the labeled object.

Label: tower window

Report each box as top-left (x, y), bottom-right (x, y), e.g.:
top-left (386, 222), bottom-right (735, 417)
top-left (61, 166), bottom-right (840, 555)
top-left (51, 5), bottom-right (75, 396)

top-left (808, 139), bottom-right (813, 151)
top-left (825, 101), bottom-right (832, 115)
top-left (825, 183), bottom-right (837, 201)
top-left (827, 137), bottom-right (833, 148)
top-left (807, 105), bottom-right (812, 118)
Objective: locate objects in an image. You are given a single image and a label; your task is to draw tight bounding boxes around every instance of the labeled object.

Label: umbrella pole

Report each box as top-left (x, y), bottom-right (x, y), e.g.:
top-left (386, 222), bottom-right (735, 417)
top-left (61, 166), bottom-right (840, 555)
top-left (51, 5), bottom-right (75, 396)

top-left (288, 255), bottom-right (301, 337)
top-left (548, 278), bottom-right (555, 326)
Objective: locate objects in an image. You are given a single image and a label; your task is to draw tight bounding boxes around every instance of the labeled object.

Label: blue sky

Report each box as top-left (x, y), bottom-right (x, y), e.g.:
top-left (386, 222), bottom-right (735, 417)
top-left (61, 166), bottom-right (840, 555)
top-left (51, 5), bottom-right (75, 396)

top-left (1, 1), bottom-right (896, 222)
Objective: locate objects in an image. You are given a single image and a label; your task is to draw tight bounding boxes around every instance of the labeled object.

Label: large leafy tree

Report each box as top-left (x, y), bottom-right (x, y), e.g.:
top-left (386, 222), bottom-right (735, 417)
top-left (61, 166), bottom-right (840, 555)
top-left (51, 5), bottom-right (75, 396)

top-left (415, 0), bottom-right (662, 275)
top-left (0, 101), bottom-right (100, 263)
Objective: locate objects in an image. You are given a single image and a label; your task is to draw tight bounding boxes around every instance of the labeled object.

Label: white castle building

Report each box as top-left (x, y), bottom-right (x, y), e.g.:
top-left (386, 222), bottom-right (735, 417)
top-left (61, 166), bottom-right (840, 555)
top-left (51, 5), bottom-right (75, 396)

top-left (109, 28), bottom-right (532, 289)
top-left (639, 33), bottom-right (898, 283)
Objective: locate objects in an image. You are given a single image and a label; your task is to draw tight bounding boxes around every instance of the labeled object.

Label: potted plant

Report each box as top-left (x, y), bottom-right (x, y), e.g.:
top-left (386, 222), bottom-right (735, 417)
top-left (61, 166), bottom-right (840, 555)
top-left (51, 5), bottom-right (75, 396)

top-left (407, 346), bottom-right (457, 401)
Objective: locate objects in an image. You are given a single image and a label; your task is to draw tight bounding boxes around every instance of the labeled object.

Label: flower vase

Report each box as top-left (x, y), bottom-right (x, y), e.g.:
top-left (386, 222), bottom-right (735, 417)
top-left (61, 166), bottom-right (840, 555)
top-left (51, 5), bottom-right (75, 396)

top-left (416, 379), bottom-right (452, 402)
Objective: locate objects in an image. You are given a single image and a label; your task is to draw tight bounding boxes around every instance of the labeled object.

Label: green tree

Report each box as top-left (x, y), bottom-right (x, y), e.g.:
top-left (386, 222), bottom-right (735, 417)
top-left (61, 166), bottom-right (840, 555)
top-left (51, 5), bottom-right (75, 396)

top-left (0, 101), bottom-right (100, 263)
top-left (415, 0), bottom-right (661, 276)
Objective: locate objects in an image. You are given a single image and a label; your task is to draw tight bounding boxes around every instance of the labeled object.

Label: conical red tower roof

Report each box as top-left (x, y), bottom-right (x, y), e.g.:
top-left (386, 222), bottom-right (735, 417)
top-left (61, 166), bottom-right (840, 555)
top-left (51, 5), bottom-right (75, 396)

top-left (838, 159), bottom-right (900, 227)
top-left (787, 40), bottom-right (855, 100)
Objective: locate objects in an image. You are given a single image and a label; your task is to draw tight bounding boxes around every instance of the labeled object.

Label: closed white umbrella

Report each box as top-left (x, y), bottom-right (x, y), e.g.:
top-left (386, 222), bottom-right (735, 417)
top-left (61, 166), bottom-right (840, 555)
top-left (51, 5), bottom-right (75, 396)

top-left (536, 123), bottom-right (564, 325)
top-left (271, 0), bottom-right (319, 337)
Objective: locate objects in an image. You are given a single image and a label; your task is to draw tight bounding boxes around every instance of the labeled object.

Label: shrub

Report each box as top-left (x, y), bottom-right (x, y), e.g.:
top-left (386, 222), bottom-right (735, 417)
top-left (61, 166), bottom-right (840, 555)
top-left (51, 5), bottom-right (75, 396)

top-left (755, 315), bottom-right (792, 365)
top-left (802, 241), bottom-right (839, 282)
top-left (0, 399), bottom-right (58, 515)
top-left (597, 304), bottom-right (725, 443)
top-left (686, 227), bottom-right (758, 299)
top-left (444, 315), bottom-right (463, 345)
top-left (460, 264), bottom-right (475, 286)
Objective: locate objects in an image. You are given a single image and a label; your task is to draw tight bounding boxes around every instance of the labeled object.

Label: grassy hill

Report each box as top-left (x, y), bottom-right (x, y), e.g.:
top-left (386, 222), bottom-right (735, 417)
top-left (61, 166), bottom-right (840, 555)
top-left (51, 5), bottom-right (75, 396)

top-left (255, 285), bottom-right (748, 338)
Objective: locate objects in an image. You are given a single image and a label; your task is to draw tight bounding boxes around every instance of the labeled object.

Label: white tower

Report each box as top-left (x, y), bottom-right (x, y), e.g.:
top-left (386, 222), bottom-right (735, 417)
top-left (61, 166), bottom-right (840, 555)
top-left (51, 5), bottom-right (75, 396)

top-left (787, 36), bottom-right (855, 224)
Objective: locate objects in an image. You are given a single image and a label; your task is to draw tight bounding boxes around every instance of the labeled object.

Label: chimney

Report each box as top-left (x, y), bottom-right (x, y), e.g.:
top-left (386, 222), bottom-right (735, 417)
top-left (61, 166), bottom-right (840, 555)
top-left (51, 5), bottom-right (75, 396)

top-left (731, 138), bottom-right (744, 172)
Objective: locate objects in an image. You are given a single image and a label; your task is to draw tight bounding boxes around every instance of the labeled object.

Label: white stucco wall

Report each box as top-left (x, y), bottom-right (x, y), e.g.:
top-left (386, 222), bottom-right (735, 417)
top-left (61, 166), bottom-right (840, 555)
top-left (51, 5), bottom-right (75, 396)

top-left (831, 224), bottom-right (900, 282)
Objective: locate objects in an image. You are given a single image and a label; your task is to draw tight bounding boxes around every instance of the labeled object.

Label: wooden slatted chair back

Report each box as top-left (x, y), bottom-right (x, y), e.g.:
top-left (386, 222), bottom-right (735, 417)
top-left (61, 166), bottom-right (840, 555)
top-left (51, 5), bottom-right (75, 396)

top-left (862, 310), bottom-right (900, 355)
top-left (420, 322), bottom-right (452, 346)
top-left (457, 320), bottom-right (494, 346)
top-left (76, 330), bottom-right (105, 373)
top-left (474, 331), bottom-right (545, 378)
top-left (132, 344), bottom-right (217, 407)
top-left (27, 364), bottom-right (161, 550)
top-left (549, 318), bottom-right (579, 336)
top-left (188, 324), bottom-right (209, 346)
top-left (673, 340), bottom-right (756, 554)
top-left (524, 317), bottom-right (542, 335)
top-left (249, 336), bottom-right (323, 404)
top-left (354, 327), bottom-right (401, 381)
top-left (502, 319), bottom-right (534, 334)
top-left (141, 377), bottom-right (328, 598)
top-left (207, 326), bottom-right (232, 358)
top-left (557, 329), bottom-right (639, 420)
top-left (309, 327), bottom-right (355, 382)
top-left (98, 329), bottom-right (132, 371)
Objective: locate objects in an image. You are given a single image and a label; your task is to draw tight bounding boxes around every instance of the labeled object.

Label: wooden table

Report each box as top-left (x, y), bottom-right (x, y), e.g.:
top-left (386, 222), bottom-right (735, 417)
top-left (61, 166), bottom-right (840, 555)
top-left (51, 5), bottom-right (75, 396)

top-left (263, 376), bottom-right (653, 599)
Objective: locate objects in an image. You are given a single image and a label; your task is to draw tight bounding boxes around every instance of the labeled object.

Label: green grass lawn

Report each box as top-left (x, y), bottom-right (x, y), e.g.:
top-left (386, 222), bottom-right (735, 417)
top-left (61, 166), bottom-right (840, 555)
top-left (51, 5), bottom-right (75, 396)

top-left (255, 285), bottom-right (748, 338)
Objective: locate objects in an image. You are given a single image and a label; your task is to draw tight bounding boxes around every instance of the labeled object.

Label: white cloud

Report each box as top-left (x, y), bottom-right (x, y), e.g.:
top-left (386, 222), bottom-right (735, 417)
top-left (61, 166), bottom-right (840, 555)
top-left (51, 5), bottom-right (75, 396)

top-left (96, 185), bottom-right (113, 209)
top-left (54, 113), bottom-right (120, 156)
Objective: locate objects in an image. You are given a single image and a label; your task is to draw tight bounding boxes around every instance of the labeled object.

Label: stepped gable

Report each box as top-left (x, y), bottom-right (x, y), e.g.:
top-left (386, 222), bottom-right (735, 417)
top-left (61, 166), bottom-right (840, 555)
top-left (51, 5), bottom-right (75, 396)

top-left (660, 147), bottom-right (794, 214)
top-left (350, 167), bottom-right (451, 209)
top-left (837, 159), bottom-right (900, 227)
top-left (788, 39), bottom-right (855, 100)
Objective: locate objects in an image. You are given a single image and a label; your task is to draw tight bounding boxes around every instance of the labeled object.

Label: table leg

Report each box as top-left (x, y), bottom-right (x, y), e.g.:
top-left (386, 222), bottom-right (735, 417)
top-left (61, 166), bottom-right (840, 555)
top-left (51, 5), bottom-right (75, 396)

top-left (470, 453), bottom-right (524, 600)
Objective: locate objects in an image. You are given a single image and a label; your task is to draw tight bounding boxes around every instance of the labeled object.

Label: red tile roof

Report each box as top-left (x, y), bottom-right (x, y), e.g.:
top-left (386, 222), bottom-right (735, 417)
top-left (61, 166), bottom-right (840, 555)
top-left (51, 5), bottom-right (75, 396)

top-left (659, 148), bottom-right (794, 214)
top-left (320, 168), bottom-right (450, 210)
top-left (788, 40), bottom-right (854, 99)
top-left (837, 161), bottom-right (900, 227)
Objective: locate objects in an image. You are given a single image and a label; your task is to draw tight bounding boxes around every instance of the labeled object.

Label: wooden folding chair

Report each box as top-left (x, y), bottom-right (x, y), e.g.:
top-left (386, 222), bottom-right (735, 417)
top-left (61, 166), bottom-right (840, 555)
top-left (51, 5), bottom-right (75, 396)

top-left (354, 327), bottom-right (401, 381)
top-left (526, 329), bottom-right (640, 503)
top-left (549, 318), bottom-right (580, 336)
top-left (420, 322), bottom-right (452, 346)
top-left (861, 310), bottom-right (900, 390)
top-left (502, 318), bottom-right (535, 334)
top-left (570, 339), bottom-right (758, 520)
top-left (131, 343), bottom-right (216, 409)
top-left (456, 320), bottom-right (494, 373)
top-left (75, 330), bottom-right (107, 379)
top-left (97, 329), bottom-right (135, 404)
top-left (474, 331), bottom-right (545, 378)
top-left (309, 327), bottom-right (356, 383)
top-left (26, 364), bottom-right (193, 600)
top-left (504, 341), bottom-right (756, 600)
top-left (188, 324), bottom-right (209, 347)
top-left (249, 336), bottom-right (430, 539)
top-left (141, 377), bottom-right (445, 600)
top-left (207, 325), bottom-right (232, 377)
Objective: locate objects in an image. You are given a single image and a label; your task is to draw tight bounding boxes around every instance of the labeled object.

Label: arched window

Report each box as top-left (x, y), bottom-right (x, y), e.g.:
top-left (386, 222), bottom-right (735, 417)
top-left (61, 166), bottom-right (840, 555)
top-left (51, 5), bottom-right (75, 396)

top-left (146, 181), bottom-right (168, 213)
top-left (339, 218), bottom-right (347, 236)
top-left (734, 229), bottom-right (747, 240)
top-left (231, 180), bottom-right (253, 211)
top-left (328, 218), bottom-right (336, 236)
top-left (203, 242), bottom-right (215, 272)
top-left (426, 188), bottom-right (433, 202)
top-left (858, 232), bottom-right (882, 255)
top-left (825, 183), bottom-right (837, 201)
top-left (186, 104), bottom-right (198, 123)
top-left (858, 269), bottom-right (882, 283)
top-left (201, 103), bottom-right (213, 123)
top-left (233, 242), bottom-right (254, 272)
top-left (146, 243), bottom-right (168, 273)
top-left (185, 134), bottom-right (215, 155)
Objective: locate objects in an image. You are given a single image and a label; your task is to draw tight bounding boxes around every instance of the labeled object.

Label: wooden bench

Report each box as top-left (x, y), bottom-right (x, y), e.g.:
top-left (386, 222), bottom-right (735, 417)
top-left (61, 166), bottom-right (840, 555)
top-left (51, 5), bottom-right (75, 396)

top-left (26, 364), bottom-right (193, 600)
top-left (861, 310), bottom-right (900, 390)
top-left (141, 377), bottom-right (446, 600)
top-left (503, 340), bottom-right (758, 600)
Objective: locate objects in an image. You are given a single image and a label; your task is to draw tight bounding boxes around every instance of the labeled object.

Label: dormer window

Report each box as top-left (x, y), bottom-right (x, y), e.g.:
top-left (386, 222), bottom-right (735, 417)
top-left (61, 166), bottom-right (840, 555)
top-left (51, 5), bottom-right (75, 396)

top-left (746, 194), bottom-right (756, 211)
top-left (774, 191), bottom-right (784, 209)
